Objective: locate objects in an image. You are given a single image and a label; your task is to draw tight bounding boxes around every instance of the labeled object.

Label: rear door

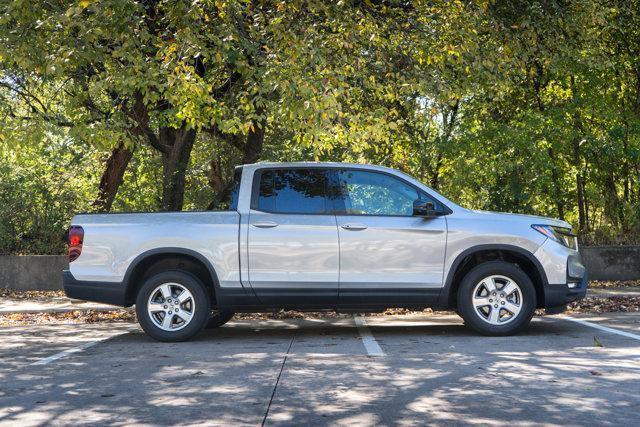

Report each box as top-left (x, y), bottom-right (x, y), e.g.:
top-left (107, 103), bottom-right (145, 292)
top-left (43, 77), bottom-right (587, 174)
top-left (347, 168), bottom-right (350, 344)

top-left (333, 169), bottom-right (448, 307)
top-left (247, 168), bottom-right (339, 307)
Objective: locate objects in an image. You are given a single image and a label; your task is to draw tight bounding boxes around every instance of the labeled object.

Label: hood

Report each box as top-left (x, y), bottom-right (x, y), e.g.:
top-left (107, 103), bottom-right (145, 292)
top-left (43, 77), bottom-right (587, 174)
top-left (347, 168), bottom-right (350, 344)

top-left (468, 209), bottom-right (572, 229)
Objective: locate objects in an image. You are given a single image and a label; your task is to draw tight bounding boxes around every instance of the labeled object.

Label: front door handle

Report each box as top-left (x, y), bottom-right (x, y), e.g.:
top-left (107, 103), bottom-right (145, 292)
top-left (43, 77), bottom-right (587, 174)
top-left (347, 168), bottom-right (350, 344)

top-left (341, 223), bottom-right (368, 231)
top-left (252, 221), bottom-right (279, 228)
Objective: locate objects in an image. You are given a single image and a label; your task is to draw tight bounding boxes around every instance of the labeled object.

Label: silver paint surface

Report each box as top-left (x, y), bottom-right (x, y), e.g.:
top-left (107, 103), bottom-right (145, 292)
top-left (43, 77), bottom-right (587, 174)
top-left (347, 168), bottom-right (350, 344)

top-left (247, 210), bottom-right (339, 289)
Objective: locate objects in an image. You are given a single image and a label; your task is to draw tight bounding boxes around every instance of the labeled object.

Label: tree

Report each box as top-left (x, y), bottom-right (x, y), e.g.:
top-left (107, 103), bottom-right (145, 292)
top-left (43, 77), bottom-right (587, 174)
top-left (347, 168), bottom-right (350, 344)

top-left (2, 0), bottom-right (640, 253)
top-left (1, 1), bottom-right (451, 211)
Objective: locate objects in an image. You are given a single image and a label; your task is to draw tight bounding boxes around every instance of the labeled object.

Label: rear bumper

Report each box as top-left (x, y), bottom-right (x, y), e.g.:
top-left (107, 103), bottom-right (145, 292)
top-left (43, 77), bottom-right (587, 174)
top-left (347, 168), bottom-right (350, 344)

top-left (63, 270), bottom-right (128, 307)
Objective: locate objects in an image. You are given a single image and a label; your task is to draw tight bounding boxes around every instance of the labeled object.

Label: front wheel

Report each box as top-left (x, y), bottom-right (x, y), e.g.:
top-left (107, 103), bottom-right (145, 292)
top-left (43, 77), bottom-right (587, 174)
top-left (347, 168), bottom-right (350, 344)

top-left (457, 261), bottom-right (536, 336)
top-left (136, 271), bottom-right (211, 342)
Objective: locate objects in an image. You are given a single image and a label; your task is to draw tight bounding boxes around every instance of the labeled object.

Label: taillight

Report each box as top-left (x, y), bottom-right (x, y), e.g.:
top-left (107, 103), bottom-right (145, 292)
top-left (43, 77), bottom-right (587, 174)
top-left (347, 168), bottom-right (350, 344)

top-left (68, 225), bottom-right (84, 262)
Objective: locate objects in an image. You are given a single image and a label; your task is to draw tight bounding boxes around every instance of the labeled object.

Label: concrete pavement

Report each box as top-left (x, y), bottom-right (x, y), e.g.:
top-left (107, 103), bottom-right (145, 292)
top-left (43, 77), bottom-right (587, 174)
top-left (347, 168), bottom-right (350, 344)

top-left (1, 313), bottom-right (640, 426)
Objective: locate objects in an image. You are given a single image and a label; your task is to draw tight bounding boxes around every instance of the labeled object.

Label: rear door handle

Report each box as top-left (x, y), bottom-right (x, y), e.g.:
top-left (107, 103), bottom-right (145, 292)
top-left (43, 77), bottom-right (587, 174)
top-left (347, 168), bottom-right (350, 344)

top-left (341, 223), bottom-right (368, 231)
top-left (252, 221), bottom-right (279, 228)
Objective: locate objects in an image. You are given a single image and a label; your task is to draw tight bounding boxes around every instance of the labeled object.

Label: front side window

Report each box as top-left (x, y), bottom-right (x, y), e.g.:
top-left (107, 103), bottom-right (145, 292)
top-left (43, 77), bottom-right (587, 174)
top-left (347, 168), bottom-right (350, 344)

top-left (335, 170), bottom-right (430, 216)
top-left (256, 169), bottom-right (329, 214)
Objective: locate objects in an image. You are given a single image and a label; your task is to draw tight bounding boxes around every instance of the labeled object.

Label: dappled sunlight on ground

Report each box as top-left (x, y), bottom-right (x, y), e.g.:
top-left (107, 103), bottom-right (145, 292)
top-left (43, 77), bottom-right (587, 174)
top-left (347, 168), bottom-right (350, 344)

top-left (0, 314), bottom-right (639, 425)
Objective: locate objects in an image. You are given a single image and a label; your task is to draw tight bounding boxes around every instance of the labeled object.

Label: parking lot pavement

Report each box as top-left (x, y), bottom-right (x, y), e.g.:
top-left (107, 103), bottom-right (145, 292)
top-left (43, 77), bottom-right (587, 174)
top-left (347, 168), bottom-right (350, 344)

top-left (1, 314), bottom-right (640, 426)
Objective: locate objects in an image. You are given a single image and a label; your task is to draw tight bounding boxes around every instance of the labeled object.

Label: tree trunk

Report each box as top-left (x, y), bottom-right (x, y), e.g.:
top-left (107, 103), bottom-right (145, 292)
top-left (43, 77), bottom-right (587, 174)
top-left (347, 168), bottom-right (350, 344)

top-left (623, 131), bottom-right (630, 202)
top-left (207, 156), bottom-right (227, 195)
top-left (605, 172), bottom-right (620, 226)
top-left (205, 119), bottom-right (266, 210)
top-left (205, 156), bottom-right (233, 211)
top-left (159, 126), bottom-right (197, 211)
top-left (547, 147), bottom-right (565, 219)
top-left (576, 170), bottom-right (586, 231)
top-left (429, 101), bottom-right (459, 191)
top-left (241, 121), bottom-right (265, 164)
top-left (636, 164), bottom-right (640, 204)
top-left (429, 154), bottom-right (443, 190)
top-left (568, 76), bottom-right (587, 231)
top-left (584, 173), bottom-right (590, 230)
top-left (93, 143), bottom-right (133, 212)
top-left (571, 137), bottom-right (587, 231)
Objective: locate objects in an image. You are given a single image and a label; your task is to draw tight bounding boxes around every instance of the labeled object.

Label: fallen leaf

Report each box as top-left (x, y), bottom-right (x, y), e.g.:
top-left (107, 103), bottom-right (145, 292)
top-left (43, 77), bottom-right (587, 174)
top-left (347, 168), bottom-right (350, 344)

top-left (593, 336), bottom-right (604, 347)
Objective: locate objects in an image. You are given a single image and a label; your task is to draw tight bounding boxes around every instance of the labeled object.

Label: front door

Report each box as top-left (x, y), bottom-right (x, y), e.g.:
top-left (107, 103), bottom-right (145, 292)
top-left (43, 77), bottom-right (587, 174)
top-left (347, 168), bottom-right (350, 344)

top-left (247, 168), bottom-right (339, 307)
top-left (333, 169), bottom-right (448, 307)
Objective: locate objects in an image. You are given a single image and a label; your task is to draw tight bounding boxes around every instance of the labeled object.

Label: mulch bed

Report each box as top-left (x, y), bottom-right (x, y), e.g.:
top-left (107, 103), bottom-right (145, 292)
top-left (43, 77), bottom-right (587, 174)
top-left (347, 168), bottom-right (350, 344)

top-left (589, 280), bottom-right (640, 288)
top-left (0, 310), bottom-right (136, 327)
top-left (567, 296), bottom-right (640, 314)
top-left (0, 289), bottom-right (66, 300)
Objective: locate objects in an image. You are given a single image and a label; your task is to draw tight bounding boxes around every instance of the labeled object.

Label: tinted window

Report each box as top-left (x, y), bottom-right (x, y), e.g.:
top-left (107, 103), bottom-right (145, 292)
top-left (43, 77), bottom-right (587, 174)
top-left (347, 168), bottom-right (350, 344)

top-left (257, 169), bottom-right (329, 214)
top-left (228, 168), bottom-right (242, 210)
top-left (335, 170), bottom-right (431, 216)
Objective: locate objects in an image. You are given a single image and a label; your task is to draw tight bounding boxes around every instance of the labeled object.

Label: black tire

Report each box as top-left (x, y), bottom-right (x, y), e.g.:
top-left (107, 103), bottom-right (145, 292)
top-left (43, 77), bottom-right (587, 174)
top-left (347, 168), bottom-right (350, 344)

top-left (457, 261), bottom-right (536, 336)
top-left (135, 270), bottom-right (211, 342)
top-left (205, 309), bottom-right (234, 329)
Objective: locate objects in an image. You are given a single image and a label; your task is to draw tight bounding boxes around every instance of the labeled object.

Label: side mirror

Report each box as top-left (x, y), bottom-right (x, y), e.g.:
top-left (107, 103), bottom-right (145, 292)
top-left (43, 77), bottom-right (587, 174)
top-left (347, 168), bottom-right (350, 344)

top-left (413, 199), bottom-right (438, 217)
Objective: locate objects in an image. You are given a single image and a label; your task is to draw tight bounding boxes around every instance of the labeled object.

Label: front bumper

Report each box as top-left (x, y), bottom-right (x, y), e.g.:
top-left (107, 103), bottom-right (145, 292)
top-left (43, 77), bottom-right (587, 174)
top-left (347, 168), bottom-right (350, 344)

top-left (534, 239), bottom-right (588, 314)
top-left (63, 270), bottom-right (128, 307)
top-left (544, 273), bottom-right (588, 314)
top-left (543, 252), bottom-right (588, 314)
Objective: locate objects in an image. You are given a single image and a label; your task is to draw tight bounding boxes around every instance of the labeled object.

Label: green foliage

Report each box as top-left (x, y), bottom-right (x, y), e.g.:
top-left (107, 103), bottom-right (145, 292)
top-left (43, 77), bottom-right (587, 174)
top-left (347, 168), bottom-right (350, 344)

top-left (0, 137), bottom-right (98, 254)
top-left (0, 0), bottom-right (639, 253)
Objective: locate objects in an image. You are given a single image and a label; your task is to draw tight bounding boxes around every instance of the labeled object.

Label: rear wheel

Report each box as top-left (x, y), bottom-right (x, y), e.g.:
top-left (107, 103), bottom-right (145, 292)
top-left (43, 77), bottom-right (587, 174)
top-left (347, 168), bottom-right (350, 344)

top-left (136, 271), bottom-right (210, 342)
top-left (457, 261), bottom-right (536, 336)
top-left (205, 309), bottom-right (234, 329)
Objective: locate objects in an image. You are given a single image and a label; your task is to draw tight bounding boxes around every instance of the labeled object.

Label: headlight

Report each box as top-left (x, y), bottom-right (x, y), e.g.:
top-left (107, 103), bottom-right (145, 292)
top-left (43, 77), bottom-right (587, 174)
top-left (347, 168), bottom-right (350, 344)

top-left (532, 224), bottom-right (578, 250)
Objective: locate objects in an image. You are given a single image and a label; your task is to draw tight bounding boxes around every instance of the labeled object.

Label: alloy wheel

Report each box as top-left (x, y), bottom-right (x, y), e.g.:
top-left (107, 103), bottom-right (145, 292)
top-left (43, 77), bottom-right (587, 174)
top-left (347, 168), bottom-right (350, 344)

top-left (147, 283), bottom-right (195, 331)
top-left (471, 275), bottom-right (522, 325)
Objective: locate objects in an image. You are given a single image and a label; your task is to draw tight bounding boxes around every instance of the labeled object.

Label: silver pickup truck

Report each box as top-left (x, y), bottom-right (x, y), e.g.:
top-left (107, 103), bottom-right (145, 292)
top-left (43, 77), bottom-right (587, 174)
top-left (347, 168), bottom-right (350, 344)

top-left (63, 162), bottom-right (587, 341)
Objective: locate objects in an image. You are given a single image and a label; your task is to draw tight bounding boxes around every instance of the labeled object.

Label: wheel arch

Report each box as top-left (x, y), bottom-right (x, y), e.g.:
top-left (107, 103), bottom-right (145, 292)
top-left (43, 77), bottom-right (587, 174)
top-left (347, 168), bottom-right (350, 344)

top-left (123, 248), bottom-right (220, 306)
top-left (440, 244), bottom-right (548, 309)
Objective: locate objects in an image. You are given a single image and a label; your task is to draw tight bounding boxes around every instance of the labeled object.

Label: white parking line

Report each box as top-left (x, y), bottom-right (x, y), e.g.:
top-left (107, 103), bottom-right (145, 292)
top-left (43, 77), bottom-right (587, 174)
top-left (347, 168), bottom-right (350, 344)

top-left (30, 328), bottom-right (135, 366)
top-left (354, 315), bottom-right (385, 357)
top-left (561, 315), bottom-right (640, 342)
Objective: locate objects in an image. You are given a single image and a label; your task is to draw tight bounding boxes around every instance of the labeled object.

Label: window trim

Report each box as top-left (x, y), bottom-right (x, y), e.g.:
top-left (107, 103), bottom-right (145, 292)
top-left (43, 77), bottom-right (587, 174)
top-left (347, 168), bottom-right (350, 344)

top-left (249, 166), bottom-right (452, 217)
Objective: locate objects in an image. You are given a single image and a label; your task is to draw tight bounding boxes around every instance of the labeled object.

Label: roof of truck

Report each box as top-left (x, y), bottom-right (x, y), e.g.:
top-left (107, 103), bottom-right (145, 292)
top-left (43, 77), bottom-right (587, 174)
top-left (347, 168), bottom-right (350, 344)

top-left (241, 161), bottom-right (394, 171)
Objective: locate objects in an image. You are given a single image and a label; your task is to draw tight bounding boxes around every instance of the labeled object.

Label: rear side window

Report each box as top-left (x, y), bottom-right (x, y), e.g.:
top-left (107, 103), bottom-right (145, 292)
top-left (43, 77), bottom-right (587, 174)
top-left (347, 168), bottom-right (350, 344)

top-left (255, 169), bottom-right (329, 214)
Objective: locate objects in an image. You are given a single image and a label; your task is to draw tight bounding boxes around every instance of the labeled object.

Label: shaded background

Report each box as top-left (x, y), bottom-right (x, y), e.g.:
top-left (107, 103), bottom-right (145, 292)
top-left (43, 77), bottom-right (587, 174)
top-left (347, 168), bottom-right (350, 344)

top-left (1, 0), bottom-right (638, 254)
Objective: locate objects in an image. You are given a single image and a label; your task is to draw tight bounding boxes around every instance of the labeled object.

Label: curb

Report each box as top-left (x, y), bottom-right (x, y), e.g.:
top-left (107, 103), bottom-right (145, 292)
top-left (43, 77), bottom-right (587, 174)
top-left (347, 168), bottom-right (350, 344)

top-left (587, 288), bottom-right (640, 298)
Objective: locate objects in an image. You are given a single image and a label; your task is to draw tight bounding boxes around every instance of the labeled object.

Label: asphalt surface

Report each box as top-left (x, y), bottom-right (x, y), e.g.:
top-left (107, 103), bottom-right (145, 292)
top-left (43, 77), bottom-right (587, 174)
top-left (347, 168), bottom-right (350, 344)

top-left (1, 313), bottom-right (640, 426)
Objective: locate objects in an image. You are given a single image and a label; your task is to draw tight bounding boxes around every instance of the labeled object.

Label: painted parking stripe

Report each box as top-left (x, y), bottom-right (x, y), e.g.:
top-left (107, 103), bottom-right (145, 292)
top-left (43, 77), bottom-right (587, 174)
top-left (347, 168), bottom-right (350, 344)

top-left (561, 315), bottom-right (640, 342)
top-left (30, 327), bottom-right (135, 366)
top-left (354, 315), bottom-right (385, 357)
